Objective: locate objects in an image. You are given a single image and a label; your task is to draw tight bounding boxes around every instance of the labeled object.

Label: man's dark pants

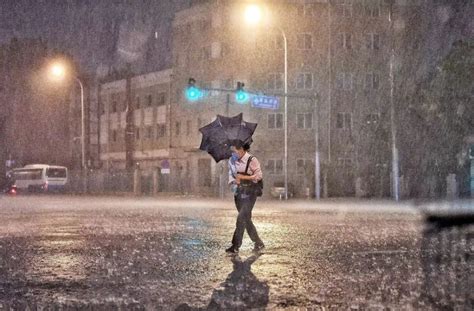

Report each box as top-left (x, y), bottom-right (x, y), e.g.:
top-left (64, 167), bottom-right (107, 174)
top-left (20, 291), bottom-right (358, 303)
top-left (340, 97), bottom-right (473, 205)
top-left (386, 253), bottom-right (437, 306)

top-left (231, 193), bottom-right (263, 249)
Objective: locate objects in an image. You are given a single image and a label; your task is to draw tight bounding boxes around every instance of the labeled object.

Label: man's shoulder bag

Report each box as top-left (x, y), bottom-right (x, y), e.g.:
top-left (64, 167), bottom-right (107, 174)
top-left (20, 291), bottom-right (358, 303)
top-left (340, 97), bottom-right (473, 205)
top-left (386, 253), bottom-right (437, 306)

top-left (239, 156), bottom-right (264, 197)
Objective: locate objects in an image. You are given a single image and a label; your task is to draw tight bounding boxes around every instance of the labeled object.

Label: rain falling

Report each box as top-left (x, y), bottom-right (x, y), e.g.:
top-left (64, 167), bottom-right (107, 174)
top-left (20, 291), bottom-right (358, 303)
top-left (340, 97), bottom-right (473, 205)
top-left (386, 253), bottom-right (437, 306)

top-left (0, 0), bottom-right (472, 309)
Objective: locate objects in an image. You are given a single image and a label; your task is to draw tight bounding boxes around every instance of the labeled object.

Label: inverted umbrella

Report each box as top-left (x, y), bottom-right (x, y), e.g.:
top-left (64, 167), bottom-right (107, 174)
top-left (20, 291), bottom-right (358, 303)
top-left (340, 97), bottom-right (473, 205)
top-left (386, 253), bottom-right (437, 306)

top-left (199, 113), bottom-right (258, 162)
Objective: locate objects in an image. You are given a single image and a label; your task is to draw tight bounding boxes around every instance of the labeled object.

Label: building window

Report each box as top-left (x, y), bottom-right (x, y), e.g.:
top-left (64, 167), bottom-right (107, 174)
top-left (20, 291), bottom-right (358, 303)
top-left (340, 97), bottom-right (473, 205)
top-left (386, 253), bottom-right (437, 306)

top-left (198, 158), bottom-right (212, 187)
top-left (111, 129), bottom-right (117, 142)
top-left (186, 120), bottom-right (191, 135)
top-left (147, 94), bottom-right (153, 107)
top-left (271, 35), bottom-right (284, 50)
top-left (200, 19), bottom-right (212, 33)
top-left (365, 0), bottom-right (381, 18)
top-left (176, 87), bottom-right (181, 102)
top-left (200, 45), bottom-right (211, 61)
top-left (336, 112), bottom-right (352, 130)
top-left (365, 72), bottom-right (379, 89)
top-left (268, 113), bottom-right (283, 129)
top-left (136, 128), bottom-right (141, 140)
top-left (157, 92), bottom-right (166, 106)
top-left (365, 113), bottom-right (380, 125)
top-left (297, 4), bottom-right (314, 17)
top-left (212, 13), bottom-right (222, 28)
top-left (297, 113), bottom-right (313, 129)
top-left (175, 121), bottom-right (181, 136)
top-left (336, 72), bottom-right (353, 90)
top-left (266, 159), bottom-right (283, 175)
top-left (221, 42), bottom-right (230, 58)
top-left (211, 42), bottom-right (221, 59)
top-left (366, 33), bottom-right (380, 50)
top-left (267, 73), bottom-right (284, 90)
top-left (112, 101), bottom-right (117, 113)
top-left (135, 96), bottom-right (140, 109)
top-left (336, 0), bottom-right (353, 17)
top-left (338, 33), bottom-right (352, 50)
top-left (413, 40), bottom-right (420, 50)
top-left (296, 73), bottom-right (313, 90)
top-left (337, 157), bottom-right (353, 167)
top-left (297, 33), bottom-right (313, 50)
top-left (297, 159), bottom-right (313, 174)
top-left (146, 126), bottom-right (153, 140)
top-left (156, 124), bottom-right (166, 139)
top-left (223, 78), bottom-right (233, 89)
top-left (177, 51), bottom-right (187, 68)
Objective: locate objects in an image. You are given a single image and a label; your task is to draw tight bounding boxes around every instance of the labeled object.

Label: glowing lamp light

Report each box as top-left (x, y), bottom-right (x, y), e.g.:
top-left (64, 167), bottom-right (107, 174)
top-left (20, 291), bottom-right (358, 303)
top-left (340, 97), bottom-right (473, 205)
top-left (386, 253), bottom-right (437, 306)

top-left (50, 63), bottom-right (66, 80)
top-left (244, 4), bottom-right (262, 26)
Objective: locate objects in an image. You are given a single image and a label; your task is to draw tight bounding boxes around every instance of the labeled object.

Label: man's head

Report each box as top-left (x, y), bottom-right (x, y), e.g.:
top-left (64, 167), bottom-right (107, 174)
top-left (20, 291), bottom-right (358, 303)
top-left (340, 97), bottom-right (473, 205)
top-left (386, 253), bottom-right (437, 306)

top-left (230, 140), bottom-right (250, 159)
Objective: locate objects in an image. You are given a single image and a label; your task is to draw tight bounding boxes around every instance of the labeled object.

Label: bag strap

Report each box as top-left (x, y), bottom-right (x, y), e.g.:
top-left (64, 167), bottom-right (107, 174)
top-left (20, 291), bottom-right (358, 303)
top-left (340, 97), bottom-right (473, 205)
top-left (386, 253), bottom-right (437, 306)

top-left (245, 156), bottom-right (254, 175)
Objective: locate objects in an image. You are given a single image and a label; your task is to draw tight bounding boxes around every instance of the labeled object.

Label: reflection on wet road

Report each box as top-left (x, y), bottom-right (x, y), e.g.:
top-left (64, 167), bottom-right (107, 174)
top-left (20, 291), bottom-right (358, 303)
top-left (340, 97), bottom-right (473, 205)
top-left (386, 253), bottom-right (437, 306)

top-left (0, 196), bottom-right (472, 309)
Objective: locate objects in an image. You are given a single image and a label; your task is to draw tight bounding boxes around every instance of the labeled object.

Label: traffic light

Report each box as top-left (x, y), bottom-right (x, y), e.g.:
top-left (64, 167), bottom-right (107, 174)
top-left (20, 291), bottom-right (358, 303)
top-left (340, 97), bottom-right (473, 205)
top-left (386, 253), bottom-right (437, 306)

top-left (235, 81), bottom-right (249, 104)
top-left (186, 78), bottom-right (203, 102)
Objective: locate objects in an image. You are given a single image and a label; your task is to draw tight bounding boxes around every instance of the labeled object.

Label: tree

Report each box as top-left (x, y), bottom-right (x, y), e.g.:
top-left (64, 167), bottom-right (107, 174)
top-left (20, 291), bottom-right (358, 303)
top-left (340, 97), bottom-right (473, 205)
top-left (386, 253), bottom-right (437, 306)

top-left (401, 40), bottom-right (473, 197)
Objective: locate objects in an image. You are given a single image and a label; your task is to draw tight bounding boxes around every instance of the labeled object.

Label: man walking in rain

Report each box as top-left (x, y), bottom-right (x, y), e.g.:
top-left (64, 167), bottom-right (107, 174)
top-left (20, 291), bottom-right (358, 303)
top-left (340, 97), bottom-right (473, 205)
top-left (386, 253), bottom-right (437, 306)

top-left (226, 140), bottom-right (265, 254)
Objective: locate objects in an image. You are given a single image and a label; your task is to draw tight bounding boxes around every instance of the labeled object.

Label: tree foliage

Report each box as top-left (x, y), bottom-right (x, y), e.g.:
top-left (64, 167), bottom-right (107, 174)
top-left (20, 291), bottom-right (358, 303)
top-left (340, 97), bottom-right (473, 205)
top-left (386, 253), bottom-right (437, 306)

top-left (402, 40), bottom-right (473, 196)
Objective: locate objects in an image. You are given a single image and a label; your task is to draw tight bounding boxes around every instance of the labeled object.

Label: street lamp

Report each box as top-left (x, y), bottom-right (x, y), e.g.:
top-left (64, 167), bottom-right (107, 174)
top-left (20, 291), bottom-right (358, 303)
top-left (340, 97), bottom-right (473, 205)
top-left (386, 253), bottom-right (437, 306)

top-left (244, 4), bottom-right (289, 200)
top-left (49, 61), bottom-right (86, 170)
top-left (244, 4), bottom-right (262, 26)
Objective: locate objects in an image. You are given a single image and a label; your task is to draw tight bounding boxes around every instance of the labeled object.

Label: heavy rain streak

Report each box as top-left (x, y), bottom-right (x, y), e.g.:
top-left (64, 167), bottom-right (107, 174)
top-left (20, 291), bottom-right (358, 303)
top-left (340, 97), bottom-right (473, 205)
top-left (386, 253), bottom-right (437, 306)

top-left (0, 0), bottom-right (472, 310)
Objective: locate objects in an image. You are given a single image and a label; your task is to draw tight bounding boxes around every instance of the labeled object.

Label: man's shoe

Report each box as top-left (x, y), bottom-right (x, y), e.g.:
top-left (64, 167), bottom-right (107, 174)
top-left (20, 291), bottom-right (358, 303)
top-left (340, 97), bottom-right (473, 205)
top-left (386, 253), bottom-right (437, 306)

top-left (225, 246), bottom-right (238, 253)
top-left (253, 243), bottom-right (265, 252)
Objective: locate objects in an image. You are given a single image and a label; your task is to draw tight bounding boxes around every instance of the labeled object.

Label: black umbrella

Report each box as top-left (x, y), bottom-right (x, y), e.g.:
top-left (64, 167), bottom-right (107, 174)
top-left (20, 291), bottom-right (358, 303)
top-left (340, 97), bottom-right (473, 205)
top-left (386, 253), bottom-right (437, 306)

top-left (199, 113), bottom-right (258, 162)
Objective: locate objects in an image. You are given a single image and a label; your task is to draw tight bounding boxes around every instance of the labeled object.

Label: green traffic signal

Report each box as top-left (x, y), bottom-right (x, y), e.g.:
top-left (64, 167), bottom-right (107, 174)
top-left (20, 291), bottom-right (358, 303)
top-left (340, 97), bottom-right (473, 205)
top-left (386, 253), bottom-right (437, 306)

top-left (186, 86), bottom-right (202, 101)
top-left (235, 81), bottom-right (249, 104)
top-left (186, 78), bottom-right (203, 102)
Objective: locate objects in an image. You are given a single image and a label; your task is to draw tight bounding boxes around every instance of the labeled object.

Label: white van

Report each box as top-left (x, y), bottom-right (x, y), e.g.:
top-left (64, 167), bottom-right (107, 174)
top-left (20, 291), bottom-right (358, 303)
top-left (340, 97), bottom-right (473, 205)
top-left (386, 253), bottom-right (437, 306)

top-left (12, 164), bottom-right (68, 193)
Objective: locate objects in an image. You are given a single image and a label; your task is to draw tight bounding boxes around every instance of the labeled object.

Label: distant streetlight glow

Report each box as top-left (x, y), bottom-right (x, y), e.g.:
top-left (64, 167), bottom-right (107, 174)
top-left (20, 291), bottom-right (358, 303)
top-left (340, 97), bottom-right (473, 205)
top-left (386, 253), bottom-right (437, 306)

top-left (50, 63), bottom-right (66, 80)
top-left (244, 4), bottom-right (262, 26)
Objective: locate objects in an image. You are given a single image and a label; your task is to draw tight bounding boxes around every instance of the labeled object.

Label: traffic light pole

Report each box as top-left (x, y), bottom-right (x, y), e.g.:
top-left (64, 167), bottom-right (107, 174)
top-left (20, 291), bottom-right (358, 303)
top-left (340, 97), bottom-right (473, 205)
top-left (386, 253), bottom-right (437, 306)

top-left (187, 79), bottom-right (321, 201)
top-left (282, 28), bottom-right (289, 201)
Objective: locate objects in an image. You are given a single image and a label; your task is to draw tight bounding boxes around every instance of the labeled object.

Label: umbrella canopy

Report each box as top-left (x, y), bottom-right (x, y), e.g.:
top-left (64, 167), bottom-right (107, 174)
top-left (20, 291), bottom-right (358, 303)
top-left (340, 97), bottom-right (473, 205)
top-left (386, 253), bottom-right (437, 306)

top-left (199, 113), bottom-right (258, 162)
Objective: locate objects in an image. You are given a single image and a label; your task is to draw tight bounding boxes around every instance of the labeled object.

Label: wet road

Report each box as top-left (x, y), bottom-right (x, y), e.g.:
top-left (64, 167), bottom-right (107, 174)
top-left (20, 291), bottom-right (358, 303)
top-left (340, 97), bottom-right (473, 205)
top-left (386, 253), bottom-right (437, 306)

top-left (0, 196), bottom-right (472, 310)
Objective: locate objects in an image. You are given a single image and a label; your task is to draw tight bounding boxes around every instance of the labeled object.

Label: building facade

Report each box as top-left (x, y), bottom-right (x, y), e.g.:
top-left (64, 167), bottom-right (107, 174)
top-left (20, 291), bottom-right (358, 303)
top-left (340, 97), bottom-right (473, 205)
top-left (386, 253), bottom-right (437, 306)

top-left (168, 0), bottom-right (419, 197)
top-left (98, 0), bottom-right (466, 199)
top-left (98, 69), bottom-right (173, 192)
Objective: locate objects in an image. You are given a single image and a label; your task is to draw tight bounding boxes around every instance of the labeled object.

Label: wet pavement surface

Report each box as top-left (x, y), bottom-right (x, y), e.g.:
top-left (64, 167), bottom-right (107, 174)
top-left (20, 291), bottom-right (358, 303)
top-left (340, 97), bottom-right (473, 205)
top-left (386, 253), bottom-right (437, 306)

top-left (0, 196), bottom-right (472, 310)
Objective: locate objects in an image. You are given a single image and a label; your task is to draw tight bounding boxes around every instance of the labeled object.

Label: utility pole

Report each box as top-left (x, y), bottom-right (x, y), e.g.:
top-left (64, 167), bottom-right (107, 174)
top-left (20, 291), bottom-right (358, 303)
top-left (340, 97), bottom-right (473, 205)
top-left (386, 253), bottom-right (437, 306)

top-left (314, 93), bottom-right (321, 200)
top-left (125, 65), bottom-right (135, 171)
top-left (389, 1), bottom-right (400, 201)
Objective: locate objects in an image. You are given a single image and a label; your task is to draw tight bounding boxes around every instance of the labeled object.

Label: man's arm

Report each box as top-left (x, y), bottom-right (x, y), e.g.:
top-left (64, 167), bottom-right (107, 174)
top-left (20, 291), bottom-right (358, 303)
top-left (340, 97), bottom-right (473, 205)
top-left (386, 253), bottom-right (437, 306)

top-left (228, 160), bottom-right (236, 185)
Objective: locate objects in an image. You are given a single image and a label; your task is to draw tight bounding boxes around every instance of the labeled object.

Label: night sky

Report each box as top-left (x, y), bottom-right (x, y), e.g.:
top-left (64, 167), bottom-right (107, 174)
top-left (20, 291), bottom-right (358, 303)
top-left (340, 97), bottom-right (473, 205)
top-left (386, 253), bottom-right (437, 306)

top-left (0, 0), bottom-right (192, 75)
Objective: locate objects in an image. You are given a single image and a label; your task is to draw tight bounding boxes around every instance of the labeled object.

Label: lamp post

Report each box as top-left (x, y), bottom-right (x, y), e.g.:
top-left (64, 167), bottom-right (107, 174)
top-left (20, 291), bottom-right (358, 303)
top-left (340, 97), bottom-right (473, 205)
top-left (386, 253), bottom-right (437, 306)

top-left (50, 62), bottom-right (86, 170)
top-left (245, 4), bottom-right (289, 200)
top-left (388, 2), bottom-right (400, 201)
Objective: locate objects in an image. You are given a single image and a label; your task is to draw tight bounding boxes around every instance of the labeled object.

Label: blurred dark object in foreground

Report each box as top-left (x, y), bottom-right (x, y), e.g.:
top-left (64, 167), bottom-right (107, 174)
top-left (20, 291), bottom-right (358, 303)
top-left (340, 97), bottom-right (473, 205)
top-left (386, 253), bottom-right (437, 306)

top-left (421, 204), bottom-right (473, 309)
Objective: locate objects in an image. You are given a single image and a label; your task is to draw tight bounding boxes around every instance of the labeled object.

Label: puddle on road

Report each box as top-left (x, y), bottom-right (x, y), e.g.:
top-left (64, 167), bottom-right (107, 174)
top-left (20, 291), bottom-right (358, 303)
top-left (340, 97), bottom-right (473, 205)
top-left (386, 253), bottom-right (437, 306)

top-left (25, 222), bottom-right (88, 283)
